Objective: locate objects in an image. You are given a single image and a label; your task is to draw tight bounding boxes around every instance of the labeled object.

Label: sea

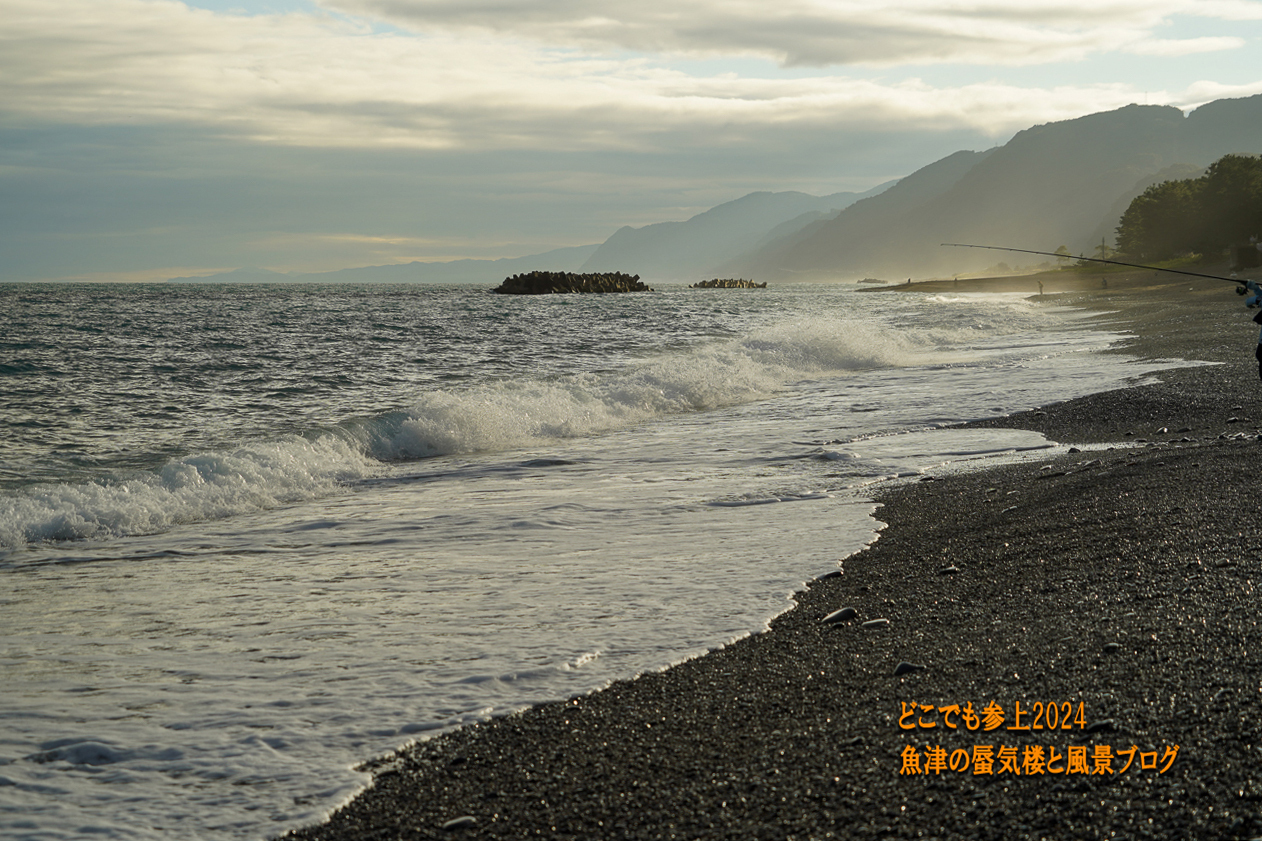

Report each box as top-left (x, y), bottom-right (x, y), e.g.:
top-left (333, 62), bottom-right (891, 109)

top-left (0, 281), bottom-right (1183, 840)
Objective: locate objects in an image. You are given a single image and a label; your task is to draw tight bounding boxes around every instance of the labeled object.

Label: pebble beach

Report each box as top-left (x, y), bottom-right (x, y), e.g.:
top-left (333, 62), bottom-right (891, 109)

top-left (283, 268), bottom-right (1262, 841)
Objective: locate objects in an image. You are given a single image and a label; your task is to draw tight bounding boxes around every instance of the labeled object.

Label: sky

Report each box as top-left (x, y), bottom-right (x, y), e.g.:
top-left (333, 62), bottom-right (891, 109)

top-left (3, 0), bottom-right (1262, 281)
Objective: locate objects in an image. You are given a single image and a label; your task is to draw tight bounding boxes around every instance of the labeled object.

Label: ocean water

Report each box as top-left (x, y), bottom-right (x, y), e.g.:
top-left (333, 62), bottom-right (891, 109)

top-left (0, 282), bottom-right (1179, 839)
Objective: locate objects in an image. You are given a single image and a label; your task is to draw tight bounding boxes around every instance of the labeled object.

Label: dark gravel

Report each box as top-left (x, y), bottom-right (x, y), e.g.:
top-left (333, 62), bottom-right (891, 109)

top-left (282, 274), bottom-right (1262, 841)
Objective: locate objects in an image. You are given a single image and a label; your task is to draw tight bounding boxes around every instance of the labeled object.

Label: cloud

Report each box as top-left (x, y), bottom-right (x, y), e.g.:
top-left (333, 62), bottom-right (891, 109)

top-left (0, 0), bottom-right (1191, 156)
top-left (1125, 36), bottom-right (1246, 56)
top-left (4, 0), bottom-right (1259, 280)
top-left (317, 0), bottom-right (1262, 67)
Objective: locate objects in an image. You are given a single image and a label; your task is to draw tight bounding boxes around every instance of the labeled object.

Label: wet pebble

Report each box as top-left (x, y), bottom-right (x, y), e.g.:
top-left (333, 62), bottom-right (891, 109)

top-left (861, 618), bottom-right (889, 629)
top-left (1103, 642), bottom-right (1122, 654)
top-left (939, 565), bottom-right (961, 575)
top-left (1086, 719), bottom-right (1116, 733)
top-left (442, 816), bottom-right (477, 831)
top-left (822, 607), bottom-right (857, 625)
top-left (894, 662), bottom-right (926, 676)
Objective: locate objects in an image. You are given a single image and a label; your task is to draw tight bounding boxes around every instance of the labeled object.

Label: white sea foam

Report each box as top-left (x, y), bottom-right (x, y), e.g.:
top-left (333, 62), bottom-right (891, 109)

top-left (384, 318), bottom-right (925, 458)
top-left (0, 317), bottom-right (932, 550)
top-left (0, 285), bottom-right (1201, 841)
top-left (0, 436), bottom-right (379, 549)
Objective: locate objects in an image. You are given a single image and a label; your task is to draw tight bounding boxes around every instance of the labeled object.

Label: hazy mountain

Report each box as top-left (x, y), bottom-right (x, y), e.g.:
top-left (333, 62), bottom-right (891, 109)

top-left (1180, 95), bottom-right (1262, 163)
top-left (579, 184), bottom-right (894, 282)
top-left (733, 93), bottom-right (1262, 280)
top-left (168, 244), bottom-right (600, 284)
top-left (1083, 163), bottom-right (1207, 251)
top-left (724, 149), bottom-right (994, 279)
top-left (168, 93), bottom-right (1262, 286)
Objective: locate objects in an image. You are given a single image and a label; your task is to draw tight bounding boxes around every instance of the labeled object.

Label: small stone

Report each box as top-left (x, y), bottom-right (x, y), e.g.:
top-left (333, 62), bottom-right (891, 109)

top-left (815, 569), bottom-right (843, 582)
top-left (1067, 446), bottom-right (1081, 453)
top-left (894, 662), bottom-right (926, 676)
top-left (939, 565), bottom-right (961, 575)
top-left (861, 618), bottom-right (889, 629)
top-left (822, 607), bottom-right (857, 624)
top-left (1157, 427), bottom-right (1168, 434)
top-left (1103, 642), bottom-right (1122, 654)
top-left (1085, 719), bottom-right (1115, 733)
top-left (442, 816), bottom-right (477, 831)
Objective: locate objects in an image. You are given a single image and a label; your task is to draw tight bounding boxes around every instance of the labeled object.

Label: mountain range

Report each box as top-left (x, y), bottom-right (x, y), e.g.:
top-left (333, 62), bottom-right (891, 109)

top-left (577, 185), bottom-right (893, 279)
top-left (171, 92), bottom-right (1262, 284)
top-left (733, 95), bottom-right (1262, 281)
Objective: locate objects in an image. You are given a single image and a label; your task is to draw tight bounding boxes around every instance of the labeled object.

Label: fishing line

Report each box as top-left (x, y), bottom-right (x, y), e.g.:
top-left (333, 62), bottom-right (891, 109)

top-left (942, 243), bottom-right (1244, 286)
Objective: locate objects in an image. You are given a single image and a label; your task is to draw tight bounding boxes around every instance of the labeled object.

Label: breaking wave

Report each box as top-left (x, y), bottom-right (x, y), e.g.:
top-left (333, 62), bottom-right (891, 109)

top-left (0, 317), bottom-right (965, 549)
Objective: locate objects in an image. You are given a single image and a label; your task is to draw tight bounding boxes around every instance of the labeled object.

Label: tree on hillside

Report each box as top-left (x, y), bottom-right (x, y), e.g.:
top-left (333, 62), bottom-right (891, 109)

top-left (1116, 154), bottom-right (1262, 261)
top-left (1115, 178), bottom-right (1204, 259)
top-left (1198, 154), bottom-right (1262, 246)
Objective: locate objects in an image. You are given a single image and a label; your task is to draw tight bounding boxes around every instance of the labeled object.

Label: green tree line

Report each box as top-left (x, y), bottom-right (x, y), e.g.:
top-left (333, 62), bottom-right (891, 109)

top-left (1115, 154), bottom-right (1262, 260)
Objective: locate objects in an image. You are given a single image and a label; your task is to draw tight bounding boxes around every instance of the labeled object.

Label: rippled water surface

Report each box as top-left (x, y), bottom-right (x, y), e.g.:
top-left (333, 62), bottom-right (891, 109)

top-left (0, 282), bottom-right (1179, 839)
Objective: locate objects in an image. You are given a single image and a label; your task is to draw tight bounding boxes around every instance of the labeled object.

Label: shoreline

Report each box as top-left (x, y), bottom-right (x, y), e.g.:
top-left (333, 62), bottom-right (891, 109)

top-left (283, 274), bottom-right (1262, 840)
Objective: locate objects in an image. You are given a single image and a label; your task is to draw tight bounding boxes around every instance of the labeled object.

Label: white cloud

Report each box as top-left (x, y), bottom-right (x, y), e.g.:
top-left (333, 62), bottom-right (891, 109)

top-left (0, 0), bottom-right (1203, 155)
top-left (318, 0), bottom-right (1262, 66)
top-left (4, 0), bottom-right (1260, 279)
top-left (1126, 36), bottom-right (1246, 56)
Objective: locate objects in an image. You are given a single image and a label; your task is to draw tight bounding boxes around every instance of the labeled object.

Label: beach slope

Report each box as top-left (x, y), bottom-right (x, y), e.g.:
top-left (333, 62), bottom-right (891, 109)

top-left (284, 272), bottom-right (1262, 840)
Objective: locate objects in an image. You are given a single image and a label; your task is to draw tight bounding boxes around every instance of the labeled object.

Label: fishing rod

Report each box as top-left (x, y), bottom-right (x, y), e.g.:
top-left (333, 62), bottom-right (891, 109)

top-left (941, 243), bottom-right (1245, 286)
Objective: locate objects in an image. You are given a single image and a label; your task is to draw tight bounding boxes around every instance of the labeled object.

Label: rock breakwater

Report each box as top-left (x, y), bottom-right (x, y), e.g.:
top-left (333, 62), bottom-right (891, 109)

top-left (492, 271), bottom-right (653, 294)
top-left (688, 278), bottom-right (766, 289)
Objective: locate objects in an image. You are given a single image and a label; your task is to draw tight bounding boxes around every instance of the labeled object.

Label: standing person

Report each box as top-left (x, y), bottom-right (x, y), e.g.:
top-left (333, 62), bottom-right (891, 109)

top-left (1243, 280), bottom-right (1262, 381)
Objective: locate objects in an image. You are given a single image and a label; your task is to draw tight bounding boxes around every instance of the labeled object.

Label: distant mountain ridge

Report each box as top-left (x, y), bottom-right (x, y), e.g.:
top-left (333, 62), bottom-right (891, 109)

top-left (168, 93), bottom-right (1262, 286)
top-left (580, 185), bottom-right (894, 282)
top-left (732, 93), bottom-right (1262, 280)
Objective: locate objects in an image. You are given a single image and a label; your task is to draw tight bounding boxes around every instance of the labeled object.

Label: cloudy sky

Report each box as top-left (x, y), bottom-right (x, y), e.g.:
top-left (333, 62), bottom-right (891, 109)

top-left (4, 0), bottom-right (1262, 281)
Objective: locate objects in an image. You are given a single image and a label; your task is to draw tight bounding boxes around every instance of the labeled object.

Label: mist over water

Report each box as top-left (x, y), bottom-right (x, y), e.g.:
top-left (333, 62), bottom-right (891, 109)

top-left (0, 283), bottom-right (1183, 840)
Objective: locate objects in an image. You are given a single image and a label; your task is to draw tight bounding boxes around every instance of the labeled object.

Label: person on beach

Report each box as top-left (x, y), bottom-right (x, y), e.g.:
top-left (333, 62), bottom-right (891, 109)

top-left (1243, 280), bottom-right (1262, 381)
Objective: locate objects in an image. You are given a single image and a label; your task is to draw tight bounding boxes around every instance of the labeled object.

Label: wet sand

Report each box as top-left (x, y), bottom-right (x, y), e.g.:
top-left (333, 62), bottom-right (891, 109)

top-left (283, 268), bottom-right (1262, 841)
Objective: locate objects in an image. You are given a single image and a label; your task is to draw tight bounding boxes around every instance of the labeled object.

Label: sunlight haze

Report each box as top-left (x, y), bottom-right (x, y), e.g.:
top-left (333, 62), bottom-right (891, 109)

top-left (3, 0), bottom-right (1261, 281)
